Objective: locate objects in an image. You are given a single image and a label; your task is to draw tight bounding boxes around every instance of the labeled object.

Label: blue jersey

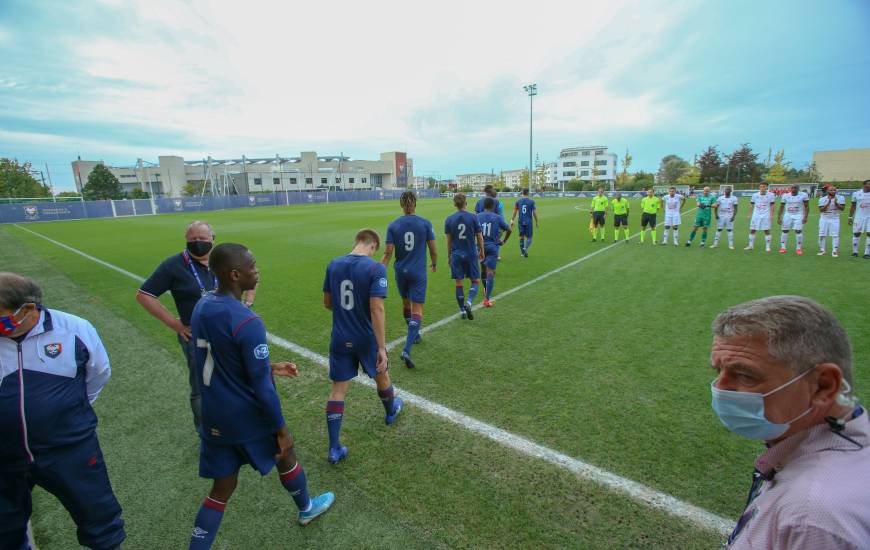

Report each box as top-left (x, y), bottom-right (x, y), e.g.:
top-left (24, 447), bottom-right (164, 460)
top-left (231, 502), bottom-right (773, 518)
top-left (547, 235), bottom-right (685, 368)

top-left (323, 254), bottom-right (388, 352)
top-left (475, 197), bottom-right (504, 218)
top-left (385, 214), bottom-right (435, 275)
top-left (444, 210), bottom-right (482, 258)
top-left (515, 198), bottom-right (536, 225)
top-left (477, 211), bottom-right (510, 247)
top-left (191, 293), bottom-right (284, 445)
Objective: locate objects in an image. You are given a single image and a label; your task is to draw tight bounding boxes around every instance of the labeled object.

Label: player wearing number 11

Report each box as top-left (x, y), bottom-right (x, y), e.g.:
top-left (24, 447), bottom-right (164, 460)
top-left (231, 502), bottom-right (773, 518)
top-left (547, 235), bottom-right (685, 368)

top-left (382, 191), bottom-right (438, 369)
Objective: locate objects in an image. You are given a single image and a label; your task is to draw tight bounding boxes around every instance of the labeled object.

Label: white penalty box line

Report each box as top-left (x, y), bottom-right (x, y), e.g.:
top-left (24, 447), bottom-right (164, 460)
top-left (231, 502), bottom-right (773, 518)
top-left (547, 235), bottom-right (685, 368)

top-left (13, 221), bottom-right (731, 537)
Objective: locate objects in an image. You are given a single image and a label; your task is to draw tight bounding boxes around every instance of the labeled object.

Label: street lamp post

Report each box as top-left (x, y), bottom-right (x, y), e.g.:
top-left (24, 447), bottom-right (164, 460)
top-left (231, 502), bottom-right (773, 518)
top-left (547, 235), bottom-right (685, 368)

top-left (523, 83), bottom-right (537, 191)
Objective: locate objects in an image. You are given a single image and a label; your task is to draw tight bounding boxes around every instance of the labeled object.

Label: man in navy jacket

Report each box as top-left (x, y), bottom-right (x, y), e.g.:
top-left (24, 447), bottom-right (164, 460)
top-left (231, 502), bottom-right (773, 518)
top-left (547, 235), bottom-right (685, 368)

top-left (0, 272), bottom-right (125, 550)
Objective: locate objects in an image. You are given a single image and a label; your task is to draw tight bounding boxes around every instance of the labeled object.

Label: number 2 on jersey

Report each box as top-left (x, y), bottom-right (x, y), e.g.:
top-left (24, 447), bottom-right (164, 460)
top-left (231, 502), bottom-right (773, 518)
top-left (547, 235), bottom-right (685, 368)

top-left (457, 223), bottom-right (466, 239)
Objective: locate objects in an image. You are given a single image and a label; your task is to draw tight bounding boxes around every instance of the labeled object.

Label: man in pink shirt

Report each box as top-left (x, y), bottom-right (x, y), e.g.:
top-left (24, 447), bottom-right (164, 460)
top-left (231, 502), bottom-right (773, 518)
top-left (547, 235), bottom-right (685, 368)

top-left (710, 296), bottom-right (870, 549)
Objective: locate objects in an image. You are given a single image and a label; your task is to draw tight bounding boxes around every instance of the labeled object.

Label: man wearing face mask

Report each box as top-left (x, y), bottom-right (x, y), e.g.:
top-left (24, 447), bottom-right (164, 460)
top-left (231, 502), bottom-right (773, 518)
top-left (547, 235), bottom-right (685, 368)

top-left (0, 273), bottom-right (126, 550)
top-left (137, 221), bottom-right (255, 430)
top-left (709, 296), bottom-right (870, 549)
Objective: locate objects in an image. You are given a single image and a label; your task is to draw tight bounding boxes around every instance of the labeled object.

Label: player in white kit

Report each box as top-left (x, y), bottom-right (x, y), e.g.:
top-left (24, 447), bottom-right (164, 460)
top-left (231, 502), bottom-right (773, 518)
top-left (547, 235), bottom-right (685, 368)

top-left (661, 186), bottom-right (684, 246)
top-left (744, 183), bottom-right (776, 252)
top-left (817, 186), bottom-right (845, 257)
top-left (711, 186), bottom-right (739, 249)
top-left (777, 184), bottom-right (809, 255)
top-left (848, 179), bottom-right (870, 258)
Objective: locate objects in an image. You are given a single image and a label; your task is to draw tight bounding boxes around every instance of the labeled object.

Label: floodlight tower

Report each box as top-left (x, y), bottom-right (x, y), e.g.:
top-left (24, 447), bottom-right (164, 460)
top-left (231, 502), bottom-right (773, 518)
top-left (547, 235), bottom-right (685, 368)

top-left (523, 83), bottom-right (538, 191)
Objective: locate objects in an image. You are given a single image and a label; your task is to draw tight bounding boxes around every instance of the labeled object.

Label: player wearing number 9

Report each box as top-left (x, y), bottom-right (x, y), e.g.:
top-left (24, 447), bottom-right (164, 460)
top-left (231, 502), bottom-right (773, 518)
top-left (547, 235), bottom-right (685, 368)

top-left (322, 229), bottom-right (404, 466)
top-left (382, 192), bottom-right (438, 369)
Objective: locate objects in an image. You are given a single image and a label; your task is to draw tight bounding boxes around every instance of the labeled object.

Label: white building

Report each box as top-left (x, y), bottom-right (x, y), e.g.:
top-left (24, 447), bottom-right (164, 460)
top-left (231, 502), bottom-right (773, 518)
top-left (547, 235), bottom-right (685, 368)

top-left (553, 146), bottom-right (617, 188)
top-left (456, 172), bottom-right (497, 190)
top-left (72, 151), bottom-right (413, 197)
top-left (542, 162), bottom-right (558, 187)
top-left (500, 169), bottom-right (527, 188)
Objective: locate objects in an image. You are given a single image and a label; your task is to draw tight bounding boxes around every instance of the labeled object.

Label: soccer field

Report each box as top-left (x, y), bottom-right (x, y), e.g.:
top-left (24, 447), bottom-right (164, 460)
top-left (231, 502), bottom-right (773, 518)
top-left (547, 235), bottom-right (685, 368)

top-left (3, 196), bottom-right (868, 549)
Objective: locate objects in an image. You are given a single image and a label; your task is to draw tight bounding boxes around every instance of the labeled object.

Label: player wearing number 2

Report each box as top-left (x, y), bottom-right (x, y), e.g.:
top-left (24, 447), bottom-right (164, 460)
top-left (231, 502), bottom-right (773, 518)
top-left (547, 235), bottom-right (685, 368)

top-left (445, 193), bottom-right (485, 320)
top-left (323, 229), bottom-right (403, 466)
top-left (188, 243), bottom-right (334, 549)
top-left (382, 192), bottom-right (437, 369)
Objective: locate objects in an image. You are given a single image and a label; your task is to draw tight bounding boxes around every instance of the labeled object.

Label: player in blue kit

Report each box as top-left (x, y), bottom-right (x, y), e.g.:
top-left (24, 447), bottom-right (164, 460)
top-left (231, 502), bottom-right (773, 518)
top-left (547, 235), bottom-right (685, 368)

top-left (323, 229), bottom-right (403, 465)
top-left (381, 192), bottom-right (437, 370)
top-left (474, 184), bottom-right (505, 218)
top-left (187, 244), bottom-right (333, 550)
top-left (510, 188), bottom-right (538, 257)
top-left (478, 197), bottom-right (512, 308)
top-left (445, 193), bottom-right (485, 320)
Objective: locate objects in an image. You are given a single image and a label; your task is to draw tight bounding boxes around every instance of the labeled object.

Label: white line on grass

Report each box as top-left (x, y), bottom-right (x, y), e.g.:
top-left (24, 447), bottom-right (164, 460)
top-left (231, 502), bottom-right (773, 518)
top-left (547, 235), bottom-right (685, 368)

top-left (386, 207), bottom-right (699, 351)
top-left (13, 221), bottom-right (732, 537)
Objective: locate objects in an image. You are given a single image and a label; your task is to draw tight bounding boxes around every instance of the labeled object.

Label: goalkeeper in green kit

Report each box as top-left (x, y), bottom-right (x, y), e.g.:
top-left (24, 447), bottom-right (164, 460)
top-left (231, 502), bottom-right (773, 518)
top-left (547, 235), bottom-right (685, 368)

top-left (685, 186), bottom-right (716, 247)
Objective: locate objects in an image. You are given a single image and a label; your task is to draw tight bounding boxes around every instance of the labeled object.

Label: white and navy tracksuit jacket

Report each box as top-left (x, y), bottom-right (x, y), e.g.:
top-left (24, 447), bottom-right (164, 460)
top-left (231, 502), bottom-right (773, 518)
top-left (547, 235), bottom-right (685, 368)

top-left (0, 308), bottom-right (111, 469)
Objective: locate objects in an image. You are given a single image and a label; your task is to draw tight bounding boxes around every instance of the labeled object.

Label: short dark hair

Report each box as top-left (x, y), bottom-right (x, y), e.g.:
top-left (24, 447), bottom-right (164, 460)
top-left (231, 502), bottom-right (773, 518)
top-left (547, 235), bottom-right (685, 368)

top-left (483, 197), bottom-right (494, 210)
top-left (400, 191), bottom-right (417, 211)
top-left (863, 179), bottom-right (870, 186)
top-left (355, 228), bottom-right (381, 250)
top-left (521, 188), bottom-right (529, 196)
top-left (0, 273), bottom-right (43, 310)
top-left (209, 243), bottom-right (251, 281)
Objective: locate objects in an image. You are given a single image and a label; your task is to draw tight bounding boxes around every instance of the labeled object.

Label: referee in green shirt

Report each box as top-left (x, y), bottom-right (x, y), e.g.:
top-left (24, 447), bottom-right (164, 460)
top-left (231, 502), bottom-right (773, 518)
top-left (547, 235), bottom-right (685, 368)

top-left (611, 192), bottom-right (630, 242)
top-left (590, 187), bottom-right (609, 242)
top-left (639, 188), bottom-right (662, 244)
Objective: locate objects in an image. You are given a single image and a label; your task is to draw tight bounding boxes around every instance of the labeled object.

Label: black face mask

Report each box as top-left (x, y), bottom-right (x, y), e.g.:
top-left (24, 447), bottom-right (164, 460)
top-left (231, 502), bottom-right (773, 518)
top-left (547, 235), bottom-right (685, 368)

top-left (186, 240), bottom-right (213, 257)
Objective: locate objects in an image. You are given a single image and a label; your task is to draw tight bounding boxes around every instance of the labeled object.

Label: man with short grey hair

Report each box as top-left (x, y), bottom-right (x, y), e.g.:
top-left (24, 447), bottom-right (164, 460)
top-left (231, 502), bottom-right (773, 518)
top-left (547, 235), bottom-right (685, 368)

top-left (709, 295), bottom-right (869, 548)
top-left (0, 272), bottom-right (125, 549)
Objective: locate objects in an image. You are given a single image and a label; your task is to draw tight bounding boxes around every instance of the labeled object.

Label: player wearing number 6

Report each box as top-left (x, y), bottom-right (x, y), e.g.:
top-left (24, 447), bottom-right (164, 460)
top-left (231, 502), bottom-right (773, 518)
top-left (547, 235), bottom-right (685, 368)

top-left (509, 188), bottom-right (538, 257)
top-left (445, 193), bottom-right (485, 320)
top-left (382, 191), bottom-right (438, 369)
top-left (323, 229), bottom-right (403, 466)
top-left (188, 243), bottom-right (334, 549)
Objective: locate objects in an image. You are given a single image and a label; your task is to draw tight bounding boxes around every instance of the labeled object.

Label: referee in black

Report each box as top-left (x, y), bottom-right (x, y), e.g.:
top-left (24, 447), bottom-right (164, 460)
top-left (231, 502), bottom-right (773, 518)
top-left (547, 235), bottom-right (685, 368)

top-left (136, 221), bottom-right (256, 430)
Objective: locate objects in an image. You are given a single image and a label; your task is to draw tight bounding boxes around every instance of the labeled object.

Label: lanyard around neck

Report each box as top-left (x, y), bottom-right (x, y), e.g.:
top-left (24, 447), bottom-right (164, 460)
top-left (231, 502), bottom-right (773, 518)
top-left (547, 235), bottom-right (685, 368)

top-left (182, 250), bottom-right (217, 296)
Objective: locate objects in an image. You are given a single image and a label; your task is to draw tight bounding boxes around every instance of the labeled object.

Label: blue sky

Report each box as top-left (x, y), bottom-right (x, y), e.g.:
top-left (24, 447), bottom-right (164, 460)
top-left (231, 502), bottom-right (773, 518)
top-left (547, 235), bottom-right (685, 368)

top-left (1, 0), bottom-right (868, 191)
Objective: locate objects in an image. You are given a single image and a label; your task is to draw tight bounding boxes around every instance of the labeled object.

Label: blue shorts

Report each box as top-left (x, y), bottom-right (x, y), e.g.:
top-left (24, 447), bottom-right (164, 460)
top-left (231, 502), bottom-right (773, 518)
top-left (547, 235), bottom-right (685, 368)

top-left (518, 222), bottom-right (533, 238)
top-left (396, 269), bottom-right (427, 304)
top-left (483, 244), bottom-right (500, 270)
top-left (0, 434), bottom-right (125, 550)
top-left (329, 343), bottom-right (378, 381)
top-left (199, 435), bottom-right (278, 479)
top-left (449, 252), bottom-right (481, 281)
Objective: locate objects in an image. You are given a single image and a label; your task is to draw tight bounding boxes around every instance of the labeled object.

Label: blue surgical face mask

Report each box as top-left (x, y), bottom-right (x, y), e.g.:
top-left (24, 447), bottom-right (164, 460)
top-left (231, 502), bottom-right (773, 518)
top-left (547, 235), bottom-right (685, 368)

top-left (711, 368), bottom-right (814, 441)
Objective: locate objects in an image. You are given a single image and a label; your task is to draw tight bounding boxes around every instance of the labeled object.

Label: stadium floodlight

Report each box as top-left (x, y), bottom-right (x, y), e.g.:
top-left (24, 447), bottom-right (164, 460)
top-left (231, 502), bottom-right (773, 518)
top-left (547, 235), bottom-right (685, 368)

top-left (524, 83), bottom-right (537, 191)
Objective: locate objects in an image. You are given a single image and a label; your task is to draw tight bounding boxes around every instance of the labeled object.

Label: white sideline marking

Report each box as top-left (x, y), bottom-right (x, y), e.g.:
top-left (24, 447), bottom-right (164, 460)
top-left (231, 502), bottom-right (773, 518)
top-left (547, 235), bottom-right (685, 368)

top-left (386, 207), bottom-right (699, 351)
top-left (13, 222), bottom-right (732, 537)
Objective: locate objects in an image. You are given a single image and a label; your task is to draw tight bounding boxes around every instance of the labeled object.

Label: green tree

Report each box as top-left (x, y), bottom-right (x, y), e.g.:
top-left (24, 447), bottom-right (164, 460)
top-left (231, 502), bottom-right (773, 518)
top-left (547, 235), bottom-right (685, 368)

top-left (128, 188), bottom-right (151, 199)
top-left (656, 155), bottom-right (691, 184)
top-left (806, 161), bottom-right (821, 183)
top-left (726, 144), bottom-right (762, 183)
top-left (519, 170), bottom-right (530, 189)
top-left (565, 178), bottom-right (583, 191)
top-left (0, 158), bottom-right (51, 198)
top-left (56, 191), bottom-right (82, 198)
top-left (676, 164), bottom-right (701, 185)
top-left (632, 170), bottom-right (655, 190)
top-left (82, 164), bottom-right (123, 200)
top-left (617, 150), bottom-right (632, 189)
top-left (765, 150), bottom-right (788, 183)
top-left (182, 180), bottom-right (206, 196)
top-left (697, 146), bottom-right (724, 183)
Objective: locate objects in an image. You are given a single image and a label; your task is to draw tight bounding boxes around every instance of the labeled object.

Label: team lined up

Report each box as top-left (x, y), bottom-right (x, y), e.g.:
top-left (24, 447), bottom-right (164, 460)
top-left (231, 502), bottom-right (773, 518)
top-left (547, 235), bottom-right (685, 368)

top-left (586, 180), bottom-right (870, 257)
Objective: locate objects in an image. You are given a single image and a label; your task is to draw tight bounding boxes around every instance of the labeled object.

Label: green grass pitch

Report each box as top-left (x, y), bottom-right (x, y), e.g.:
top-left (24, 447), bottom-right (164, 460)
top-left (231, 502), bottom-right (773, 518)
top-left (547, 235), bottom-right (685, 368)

top-left (2, 196), bottom-right (867, 549)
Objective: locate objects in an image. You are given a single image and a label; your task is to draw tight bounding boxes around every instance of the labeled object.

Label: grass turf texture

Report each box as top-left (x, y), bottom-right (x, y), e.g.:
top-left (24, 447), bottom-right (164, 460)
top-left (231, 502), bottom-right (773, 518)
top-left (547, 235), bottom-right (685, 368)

top-left (2, 196), bottom-right (867, 548)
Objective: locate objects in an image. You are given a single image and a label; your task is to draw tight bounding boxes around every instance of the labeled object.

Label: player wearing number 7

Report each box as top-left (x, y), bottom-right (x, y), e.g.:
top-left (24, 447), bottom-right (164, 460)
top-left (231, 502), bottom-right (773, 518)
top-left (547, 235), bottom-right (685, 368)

top-left (188, 243), bottom-right (334, 549)
top-left (323, 229), bottom-right (403, 466)
top-left (445, 193), bottom-right (485, 320)
top-left (381, 191), bottom-right (438, 369)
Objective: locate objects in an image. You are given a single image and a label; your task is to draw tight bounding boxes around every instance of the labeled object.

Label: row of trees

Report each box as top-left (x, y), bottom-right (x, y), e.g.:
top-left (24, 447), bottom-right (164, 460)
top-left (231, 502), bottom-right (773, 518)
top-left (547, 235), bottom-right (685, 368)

top-left (0, 159), bottom-right (52, 198)
top-left (656, 144), bottom-right (821, 186)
